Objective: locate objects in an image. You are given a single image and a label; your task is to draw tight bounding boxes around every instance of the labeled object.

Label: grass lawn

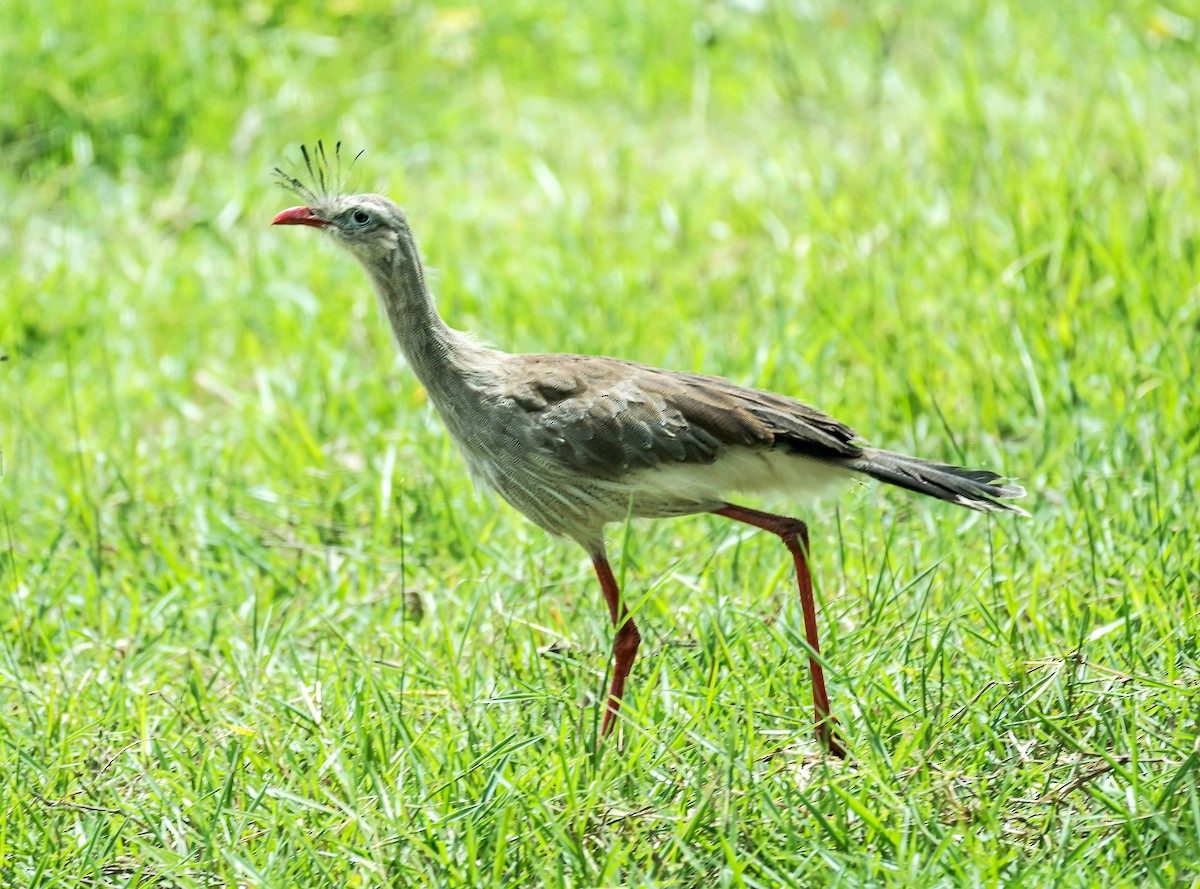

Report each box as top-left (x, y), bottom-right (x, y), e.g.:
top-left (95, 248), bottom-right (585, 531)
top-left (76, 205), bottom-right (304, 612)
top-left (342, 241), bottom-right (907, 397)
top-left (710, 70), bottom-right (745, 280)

top-left (2, 1), bottom-right (1199, 885)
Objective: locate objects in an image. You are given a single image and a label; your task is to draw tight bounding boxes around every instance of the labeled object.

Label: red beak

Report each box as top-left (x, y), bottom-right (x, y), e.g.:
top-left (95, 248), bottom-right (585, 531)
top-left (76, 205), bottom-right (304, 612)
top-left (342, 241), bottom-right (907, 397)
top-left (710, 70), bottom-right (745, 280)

top-left (271, 206), bottom-right (331, 228)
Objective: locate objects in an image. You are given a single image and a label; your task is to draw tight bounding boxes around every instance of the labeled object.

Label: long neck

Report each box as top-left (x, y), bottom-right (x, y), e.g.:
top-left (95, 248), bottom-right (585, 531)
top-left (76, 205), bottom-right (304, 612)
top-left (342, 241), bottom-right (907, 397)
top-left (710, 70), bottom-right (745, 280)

top-left (365, 231), bottom-right (489, 408)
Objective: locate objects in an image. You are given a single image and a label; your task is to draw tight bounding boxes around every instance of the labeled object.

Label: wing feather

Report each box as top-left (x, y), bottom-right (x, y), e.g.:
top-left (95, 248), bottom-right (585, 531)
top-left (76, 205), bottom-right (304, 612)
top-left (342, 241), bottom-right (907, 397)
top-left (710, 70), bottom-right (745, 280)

top-left (499, 354), bottom-right (863, 477)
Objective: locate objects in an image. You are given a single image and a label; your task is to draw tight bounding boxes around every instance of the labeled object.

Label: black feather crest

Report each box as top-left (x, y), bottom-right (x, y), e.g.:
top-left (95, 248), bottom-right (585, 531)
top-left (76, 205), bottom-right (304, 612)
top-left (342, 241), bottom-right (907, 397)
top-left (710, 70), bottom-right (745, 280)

top-left (273, 141), bottom-right (365, 203)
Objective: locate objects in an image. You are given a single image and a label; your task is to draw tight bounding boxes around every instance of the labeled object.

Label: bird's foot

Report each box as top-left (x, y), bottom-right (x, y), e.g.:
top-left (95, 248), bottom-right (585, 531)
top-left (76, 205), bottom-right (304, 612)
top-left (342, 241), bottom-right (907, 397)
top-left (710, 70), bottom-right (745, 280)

top-left (816, 718), bottom-right (849, 760)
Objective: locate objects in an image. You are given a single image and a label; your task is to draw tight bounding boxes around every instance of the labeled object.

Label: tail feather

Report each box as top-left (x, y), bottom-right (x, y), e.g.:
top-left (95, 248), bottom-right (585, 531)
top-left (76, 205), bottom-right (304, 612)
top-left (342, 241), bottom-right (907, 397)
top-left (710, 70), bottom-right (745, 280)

top-left (848, 448), bottom-right (1029, 516)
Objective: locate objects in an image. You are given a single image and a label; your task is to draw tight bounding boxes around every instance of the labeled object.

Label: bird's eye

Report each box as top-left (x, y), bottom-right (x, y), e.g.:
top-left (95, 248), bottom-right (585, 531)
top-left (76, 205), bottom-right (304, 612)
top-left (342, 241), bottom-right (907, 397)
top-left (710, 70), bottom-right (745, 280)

top-left (351, 209), bottom-right (372, 226)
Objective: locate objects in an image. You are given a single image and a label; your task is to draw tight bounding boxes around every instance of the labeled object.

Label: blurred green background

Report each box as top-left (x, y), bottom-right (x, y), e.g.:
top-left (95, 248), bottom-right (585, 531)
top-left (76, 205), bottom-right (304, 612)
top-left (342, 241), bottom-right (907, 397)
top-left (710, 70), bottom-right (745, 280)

top-left (2, 1), bottom-right (1198, 886)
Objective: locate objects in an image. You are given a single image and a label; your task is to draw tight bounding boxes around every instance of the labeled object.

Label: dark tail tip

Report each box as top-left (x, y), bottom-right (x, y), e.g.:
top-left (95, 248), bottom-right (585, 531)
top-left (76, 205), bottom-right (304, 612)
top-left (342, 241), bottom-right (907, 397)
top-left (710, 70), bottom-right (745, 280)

top-left (855, 449), bottom-right (1030, 516)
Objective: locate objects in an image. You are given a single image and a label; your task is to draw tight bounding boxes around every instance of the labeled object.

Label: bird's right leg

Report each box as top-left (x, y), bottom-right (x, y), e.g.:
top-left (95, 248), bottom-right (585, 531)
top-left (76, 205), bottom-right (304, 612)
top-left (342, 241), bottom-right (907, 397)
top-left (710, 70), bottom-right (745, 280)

top-left (591, 553), bottom-right (641, 739)
top-left (713, 504), bottom-right (848, 759)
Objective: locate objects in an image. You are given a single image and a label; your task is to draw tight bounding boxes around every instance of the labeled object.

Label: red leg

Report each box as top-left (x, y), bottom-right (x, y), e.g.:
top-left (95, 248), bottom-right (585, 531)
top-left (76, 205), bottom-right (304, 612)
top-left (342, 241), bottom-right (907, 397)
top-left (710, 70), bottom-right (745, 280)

top-left (714, 504), bottom-right (848, 758)
top-left (592, 555), bottom-right (641, 739)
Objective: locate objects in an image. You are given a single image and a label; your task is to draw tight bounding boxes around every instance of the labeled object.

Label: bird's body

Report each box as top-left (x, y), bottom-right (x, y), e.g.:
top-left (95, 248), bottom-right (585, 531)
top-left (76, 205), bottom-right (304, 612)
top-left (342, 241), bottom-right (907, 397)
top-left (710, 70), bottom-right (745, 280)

top-left (395, 342), bottom-right (1019, 551)
top-left (274, 180), bottom-right (1027, 757)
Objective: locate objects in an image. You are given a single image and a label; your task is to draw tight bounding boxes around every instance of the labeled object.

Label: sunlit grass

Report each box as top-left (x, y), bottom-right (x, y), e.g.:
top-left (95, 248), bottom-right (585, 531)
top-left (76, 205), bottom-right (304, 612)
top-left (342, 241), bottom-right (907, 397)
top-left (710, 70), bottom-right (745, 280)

top-left (2, 1), bottom-right (1198, 886)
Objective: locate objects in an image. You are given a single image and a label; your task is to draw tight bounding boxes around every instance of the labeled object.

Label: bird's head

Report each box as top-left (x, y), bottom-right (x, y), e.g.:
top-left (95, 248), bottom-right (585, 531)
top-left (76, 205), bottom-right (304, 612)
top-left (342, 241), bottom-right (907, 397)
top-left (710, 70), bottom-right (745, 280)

top-left (272, 193), bottom-right (409, 266)
top-left (271, 143), bottom-right (414, 270)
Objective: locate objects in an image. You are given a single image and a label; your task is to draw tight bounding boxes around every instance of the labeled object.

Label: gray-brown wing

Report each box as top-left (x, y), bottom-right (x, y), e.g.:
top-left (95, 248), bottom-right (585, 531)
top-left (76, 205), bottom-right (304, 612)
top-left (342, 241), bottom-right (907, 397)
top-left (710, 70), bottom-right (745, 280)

top-left (499, 354), bottom-right (864, 478)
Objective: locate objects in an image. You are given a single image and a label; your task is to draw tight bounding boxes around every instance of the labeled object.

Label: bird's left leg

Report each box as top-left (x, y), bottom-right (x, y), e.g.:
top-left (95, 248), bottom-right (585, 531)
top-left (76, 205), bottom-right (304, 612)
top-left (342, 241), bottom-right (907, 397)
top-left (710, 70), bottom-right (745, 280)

top-left (713, 504), bottom-right (848, 759)
top-left (591, 553), bottom-right (641, 739)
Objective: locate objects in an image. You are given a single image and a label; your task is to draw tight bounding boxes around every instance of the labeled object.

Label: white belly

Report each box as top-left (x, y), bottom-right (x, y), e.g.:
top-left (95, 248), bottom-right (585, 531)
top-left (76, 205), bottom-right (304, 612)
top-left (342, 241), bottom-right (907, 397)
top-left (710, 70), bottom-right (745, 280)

top-left (626, 446), bottom-right (855, 508)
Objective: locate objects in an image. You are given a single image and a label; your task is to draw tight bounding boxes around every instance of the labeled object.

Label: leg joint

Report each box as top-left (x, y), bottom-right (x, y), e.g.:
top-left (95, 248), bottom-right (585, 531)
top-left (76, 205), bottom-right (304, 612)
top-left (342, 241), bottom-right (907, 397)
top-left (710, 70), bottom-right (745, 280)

top-left (613, 620), bottom-right (641, 664)
top-left (715, 504), bottom-right (808, 547)
top-left (774, 516), bottom-right (808, 544)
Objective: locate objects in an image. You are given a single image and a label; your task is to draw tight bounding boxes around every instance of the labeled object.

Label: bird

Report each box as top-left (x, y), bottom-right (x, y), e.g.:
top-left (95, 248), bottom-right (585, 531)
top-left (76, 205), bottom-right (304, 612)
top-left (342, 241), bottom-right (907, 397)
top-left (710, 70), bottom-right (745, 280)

top-left (272, 154), bottom-right (1027, 758)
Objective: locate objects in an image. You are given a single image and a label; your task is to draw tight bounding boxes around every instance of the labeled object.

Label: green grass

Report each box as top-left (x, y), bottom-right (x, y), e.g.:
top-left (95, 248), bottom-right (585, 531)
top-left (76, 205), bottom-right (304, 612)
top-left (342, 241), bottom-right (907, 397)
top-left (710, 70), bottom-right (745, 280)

top-left (2, 0), bottom-right (1199, 885)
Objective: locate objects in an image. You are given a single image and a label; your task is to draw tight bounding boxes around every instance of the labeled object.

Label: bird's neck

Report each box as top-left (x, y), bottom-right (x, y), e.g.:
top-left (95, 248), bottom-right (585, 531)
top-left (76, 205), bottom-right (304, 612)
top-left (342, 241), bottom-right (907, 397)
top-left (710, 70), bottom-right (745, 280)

top-left (367, 234), bottom-right (490, 407)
